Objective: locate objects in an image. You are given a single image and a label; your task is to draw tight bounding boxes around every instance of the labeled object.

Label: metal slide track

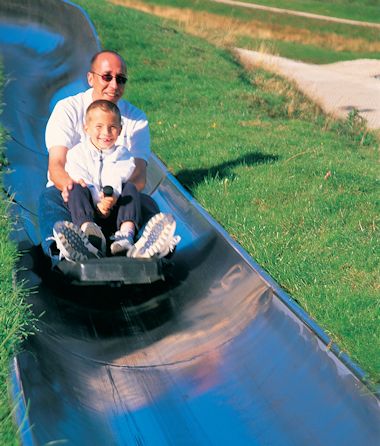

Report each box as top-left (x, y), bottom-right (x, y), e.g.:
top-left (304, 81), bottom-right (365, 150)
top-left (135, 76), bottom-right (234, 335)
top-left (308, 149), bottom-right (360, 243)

top-left (1, 1), bottom-right (379, 444)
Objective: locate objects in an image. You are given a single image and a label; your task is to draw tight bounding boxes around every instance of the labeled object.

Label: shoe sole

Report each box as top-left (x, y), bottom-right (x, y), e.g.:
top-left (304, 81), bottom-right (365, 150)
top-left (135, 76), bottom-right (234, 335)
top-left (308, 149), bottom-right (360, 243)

top-left (82, 222), bottom-right (107, 255)
top-left (128, 213), bottom-right (177, 259)
top-left (53, 221), bottom-right (101, 262)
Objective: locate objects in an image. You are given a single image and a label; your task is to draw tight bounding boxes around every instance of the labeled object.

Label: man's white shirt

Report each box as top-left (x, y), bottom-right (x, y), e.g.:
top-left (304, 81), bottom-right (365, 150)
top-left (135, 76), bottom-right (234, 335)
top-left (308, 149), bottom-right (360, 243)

top-left (45, 88), bottom-right (150, 186)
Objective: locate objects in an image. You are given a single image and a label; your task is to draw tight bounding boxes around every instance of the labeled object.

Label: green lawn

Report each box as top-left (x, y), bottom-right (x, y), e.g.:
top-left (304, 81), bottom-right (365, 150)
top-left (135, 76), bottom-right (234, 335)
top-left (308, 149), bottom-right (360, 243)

top-left (238, 0), bottom-right (380, 23)
top-left (76, 0), bottom-right (379, 380)
top-left (131, 0), bottom-right (380, 63)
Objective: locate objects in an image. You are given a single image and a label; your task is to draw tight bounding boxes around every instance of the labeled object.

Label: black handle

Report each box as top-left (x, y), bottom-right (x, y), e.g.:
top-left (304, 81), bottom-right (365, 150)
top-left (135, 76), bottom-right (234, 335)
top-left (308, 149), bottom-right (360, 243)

top-left (103, 185), bottom-right (114, 197)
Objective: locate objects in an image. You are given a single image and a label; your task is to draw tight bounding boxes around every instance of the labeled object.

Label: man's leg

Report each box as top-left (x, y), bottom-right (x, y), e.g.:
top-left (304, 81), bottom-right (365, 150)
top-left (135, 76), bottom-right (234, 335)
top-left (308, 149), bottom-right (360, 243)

top-left (140, 193), bottom-right (160, 228)
top-left (39, 185), bottom-right (104, 263)
top-left (38, 186), bottom-right (71, 258)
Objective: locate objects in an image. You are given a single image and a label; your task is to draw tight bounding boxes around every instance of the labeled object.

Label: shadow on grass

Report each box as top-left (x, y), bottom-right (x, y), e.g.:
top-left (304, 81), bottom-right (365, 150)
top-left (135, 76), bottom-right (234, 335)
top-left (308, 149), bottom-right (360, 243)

top-left (176, 151), bottom-right (278, 191)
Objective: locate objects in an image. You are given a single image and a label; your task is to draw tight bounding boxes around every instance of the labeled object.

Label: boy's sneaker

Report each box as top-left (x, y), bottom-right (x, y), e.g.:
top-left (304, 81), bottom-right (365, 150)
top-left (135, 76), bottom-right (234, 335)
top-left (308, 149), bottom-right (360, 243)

top-left (110, 230), bottom-right (134, 256)
top-left (128, 213), bottom-right (181, 259)
top-left (81, 221), bottom-right (107, 256)
top-left (53, 221), bottom-right (102, 262)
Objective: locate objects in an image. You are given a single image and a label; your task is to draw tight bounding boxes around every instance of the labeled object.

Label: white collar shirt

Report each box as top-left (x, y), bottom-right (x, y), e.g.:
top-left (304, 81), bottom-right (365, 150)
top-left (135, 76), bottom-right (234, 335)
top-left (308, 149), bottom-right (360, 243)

top-left (65, 138), bottom-right (135, 204)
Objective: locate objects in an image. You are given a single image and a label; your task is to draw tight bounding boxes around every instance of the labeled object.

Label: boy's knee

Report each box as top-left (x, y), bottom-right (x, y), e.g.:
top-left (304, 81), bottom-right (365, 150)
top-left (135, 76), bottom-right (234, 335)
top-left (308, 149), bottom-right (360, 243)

top-left (70, 183), bottom-right (90, 199)
top-left (121, 181), bottom-right (138, 194)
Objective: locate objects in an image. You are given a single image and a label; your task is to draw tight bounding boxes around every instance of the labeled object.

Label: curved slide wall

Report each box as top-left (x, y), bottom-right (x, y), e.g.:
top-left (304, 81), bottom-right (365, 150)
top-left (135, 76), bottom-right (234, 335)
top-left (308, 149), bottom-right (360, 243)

top-left (0, 1), bottom-right (379, 445)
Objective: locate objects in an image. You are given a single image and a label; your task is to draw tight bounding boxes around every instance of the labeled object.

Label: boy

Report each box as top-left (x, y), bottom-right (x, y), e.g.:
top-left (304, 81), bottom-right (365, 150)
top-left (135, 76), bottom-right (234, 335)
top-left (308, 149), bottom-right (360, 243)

top-left (52, 100), bottom-right (180, 262)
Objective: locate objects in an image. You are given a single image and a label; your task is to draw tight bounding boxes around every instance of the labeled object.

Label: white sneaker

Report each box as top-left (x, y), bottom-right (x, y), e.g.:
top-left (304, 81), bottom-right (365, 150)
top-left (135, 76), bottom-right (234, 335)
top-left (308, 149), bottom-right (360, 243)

top-left (81, 221), bottom-right (107, 256)
top-left (53, 221), bottom-right (102, 262)
top-left (128, 213), bottom-right (181, 259)
top-left (110, 231), bottom-right (134, 256)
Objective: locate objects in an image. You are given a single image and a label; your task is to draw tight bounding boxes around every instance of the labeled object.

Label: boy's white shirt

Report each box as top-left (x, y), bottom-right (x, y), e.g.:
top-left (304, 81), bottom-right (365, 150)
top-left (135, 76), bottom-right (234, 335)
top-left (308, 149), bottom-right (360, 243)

top-left (65, 138), bottom-right (135, 204)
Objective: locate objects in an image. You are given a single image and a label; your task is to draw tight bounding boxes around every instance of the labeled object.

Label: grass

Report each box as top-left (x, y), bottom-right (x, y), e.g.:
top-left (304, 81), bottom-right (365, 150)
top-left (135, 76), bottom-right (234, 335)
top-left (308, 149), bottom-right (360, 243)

top-left (70, 0), bottom-right (380, 382)
top-left (113, 0), bottom-right (380, 63)
top-left (0, 58), bottom-right (34, 445)
top-left (0, 134), bottom-right (32, 442)
top-left (236, 36), bottom-right (380, 64)
top-left (238, 0), bottom-right (380, 23)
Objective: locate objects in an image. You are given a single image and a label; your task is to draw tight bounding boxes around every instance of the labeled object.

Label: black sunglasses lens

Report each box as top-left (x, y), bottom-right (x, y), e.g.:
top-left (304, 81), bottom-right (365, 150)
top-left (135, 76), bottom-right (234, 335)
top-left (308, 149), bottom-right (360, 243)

top-left (116, 76), bottom-right (127, 85)
top-left (101, 74), bottom-right (113, 82)
top-left (98, 73), bottom-right (127, 84)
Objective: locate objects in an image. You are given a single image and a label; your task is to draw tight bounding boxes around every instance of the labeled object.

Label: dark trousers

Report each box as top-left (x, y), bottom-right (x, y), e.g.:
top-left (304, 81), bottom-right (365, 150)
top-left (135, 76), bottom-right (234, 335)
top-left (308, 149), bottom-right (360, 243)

top-left (68, 182), bottom-right (159, 238)
top-left (38, 183), bottom-right (159, 257)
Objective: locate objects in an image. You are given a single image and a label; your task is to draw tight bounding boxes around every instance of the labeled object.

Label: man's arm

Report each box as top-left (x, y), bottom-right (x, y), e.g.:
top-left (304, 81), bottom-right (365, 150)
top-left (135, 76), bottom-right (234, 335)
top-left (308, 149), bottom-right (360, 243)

top-left (128, 158), bottom-right (147, 191)
top-left (48, 145), bottom-right (85, 201)
top-left (48, 145), bottom-right (71, 190)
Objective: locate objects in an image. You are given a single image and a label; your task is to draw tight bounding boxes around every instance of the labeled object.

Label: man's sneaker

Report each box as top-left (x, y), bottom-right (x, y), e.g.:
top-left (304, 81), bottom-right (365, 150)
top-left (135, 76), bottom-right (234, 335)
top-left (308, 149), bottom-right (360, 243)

top-left (81, 221), bottom-right (107, 256)
top-left (53, 221), bottom-right (102, 262)
top-left (110, 230), bottom-right (134, 256)
top-left (127, 213), bottom-right (181, 259)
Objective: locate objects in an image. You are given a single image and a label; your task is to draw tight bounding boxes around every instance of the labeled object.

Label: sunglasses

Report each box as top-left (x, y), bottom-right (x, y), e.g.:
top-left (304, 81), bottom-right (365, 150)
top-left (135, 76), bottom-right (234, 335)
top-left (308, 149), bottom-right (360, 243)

top-left (91, 71), bottom-right (128, 85)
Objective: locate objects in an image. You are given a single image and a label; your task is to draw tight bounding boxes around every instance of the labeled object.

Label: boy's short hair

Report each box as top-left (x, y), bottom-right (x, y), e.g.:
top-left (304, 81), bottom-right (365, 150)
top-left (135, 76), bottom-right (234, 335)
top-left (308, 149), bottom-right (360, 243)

top-left (86, 100), bottom-right (121, 124)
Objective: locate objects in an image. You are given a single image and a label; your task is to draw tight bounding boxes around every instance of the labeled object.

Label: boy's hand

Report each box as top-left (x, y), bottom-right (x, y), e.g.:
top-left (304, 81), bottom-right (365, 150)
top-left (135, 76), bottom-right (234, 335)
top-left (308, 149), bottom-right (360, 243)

top-left (97, 193), bottom-right (117, 218)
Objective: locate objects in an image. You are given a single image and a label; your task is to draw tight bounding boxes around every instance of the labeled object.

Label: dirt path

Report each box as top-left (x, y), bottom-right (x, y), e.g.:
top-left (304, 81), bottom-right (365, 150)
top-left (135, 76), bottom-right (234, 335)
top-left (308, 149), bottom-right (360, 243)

top-left (211, 1), bottom-right (380, 129)
top-left (235, 50), bottom-right (380, 129)
top-left (113, 0), bottom-right (380, 130)
top-left (212, 0), bottom-right (380, 29)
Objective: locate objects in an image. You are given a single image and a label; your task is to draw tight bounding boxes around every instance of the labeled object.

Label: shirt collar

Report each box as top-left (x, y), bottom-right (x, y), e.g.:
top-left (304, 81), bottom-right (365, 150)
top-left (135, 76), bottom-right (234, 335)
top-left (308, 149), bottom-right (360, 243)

top-left (87, 138), bottom-right (117, 158)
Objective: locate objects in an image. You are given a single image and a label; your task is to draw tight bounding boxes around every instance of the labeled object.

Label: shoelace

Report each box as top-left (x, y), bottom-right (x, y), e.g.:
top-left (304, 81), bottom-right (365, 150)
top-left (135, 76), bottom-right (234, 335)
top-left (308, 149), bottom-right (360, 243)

top-left (110, 231), bottom-right (134, 243)
top-left (47, 235), bottom-right (65, 261)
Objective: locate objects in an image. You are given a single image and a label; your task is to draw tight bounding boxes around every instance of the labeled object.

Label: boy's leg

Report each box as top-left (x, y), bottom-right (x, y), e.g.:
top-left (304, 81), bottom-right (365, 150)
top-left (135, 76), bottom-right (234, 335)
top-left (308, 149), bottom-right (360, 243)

top-left (115, 181), bottom-right (145, 230)
top-left (67, 184), bottom-right (106, 254)
top-left (67, 183), bottom-right (96, 227)
top-left (111, 182), bottom-right (141, 255)
top-left (128, 212), bottom-right (180, 259)
top-left (116, 182), bottom-right (161, 230)
top-left (111, 182), bottom-right (161, 255)
top-left (112, 182), bottom-right (181, 258)
top-left (53, 221), bottom-right (102, 262)
top-left (132, 194), bottom-right (180, 258)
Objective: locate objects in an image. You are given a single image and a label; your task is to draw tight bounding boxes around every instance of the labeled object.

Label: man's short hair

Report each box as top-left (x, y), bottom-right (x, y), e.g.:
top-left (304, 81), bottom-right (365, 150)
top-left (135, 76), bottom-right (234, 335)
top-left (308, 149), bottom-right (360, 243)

top-left (86, 99), bottom-right (122, 124)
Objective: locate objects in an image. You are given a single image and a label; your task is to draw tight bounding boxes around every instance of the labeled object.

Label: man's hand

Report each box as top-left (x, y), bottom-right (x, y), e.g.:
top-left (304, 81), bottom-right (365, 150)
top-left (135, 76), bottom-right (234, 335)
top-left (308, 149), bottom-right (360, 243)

top-left (96, 193), bottom-right (117, 218)
top-left (49, 145), bottom-right (87, 202)
top-left (61, 178), bottom-right (87, 202)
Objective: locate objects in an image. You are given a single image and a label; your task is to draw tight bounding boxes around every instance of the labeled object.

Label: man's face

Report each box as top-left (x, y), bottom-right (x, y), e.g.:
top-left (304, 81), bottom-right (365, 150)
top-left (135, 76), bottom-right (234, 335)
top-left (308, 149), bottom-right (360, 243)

top-left (84, 108), bottom-right (122, 151)
top-left (88, 53), bottom-right (127, 103)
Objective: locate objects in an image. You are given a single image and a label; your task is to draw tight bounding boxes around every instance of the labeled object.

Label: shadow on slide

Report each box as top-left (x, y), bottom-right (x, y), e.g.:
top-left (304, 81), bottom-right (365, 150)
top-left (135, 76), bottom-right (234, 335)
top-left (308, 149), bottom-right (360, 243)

top-left (1, 1), bottom-right (379, 445)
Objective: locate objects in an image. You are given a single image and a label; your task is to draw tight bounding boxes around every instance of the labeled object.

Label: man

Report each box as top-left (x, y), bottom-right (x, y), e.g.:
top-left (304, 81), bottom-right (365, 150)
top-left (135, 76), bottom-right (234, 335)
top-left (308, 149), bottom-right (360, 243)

top-left (39, 50), bottom-right (179, 263)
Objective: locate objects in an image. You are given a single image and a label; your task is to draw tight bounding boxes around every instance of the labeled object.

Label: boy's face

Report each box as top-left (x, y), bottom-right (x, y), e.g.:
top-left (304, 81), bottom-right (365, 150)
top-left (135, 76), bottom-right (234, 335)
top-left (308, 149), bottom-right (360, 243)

top-left (85, 108), bottom-right (121, 151)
